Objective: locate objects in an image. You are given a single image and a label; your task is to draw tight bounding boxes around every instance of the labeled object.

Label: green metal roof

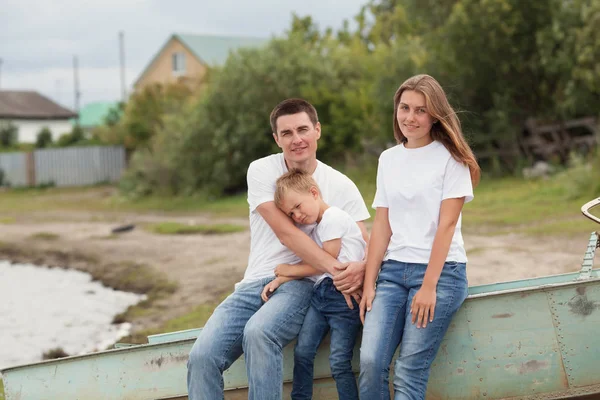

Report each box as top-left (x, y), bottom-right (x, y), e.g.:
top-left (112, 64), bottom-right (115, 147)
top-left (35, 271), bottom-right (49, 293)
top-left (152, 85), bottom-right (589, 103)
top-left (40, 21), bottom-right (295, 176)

top-left (71, 101), bottom-right (121, 128)
top-left (175, 33), bottom-right (267, 66)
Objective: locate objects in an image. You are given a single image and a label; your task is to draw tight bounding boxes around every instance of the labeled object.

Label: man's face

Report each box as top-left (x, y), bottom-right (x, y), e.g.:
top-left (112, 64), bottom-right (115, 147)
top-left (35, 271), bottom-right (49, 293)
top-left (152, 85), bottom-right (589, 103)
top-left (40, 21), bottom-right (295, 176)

top-left (273, 112), bottom-right (321, 165)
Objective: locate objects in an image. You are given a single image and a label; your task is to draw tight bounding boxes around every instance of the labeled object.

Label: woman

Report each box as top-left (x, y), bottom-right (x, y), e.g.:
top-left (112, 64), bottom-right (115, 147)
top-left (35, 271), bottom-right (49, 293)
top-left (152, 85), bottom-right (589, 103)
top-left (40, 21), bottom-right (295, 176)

top-left (359, 74), bottom-right (480, 399)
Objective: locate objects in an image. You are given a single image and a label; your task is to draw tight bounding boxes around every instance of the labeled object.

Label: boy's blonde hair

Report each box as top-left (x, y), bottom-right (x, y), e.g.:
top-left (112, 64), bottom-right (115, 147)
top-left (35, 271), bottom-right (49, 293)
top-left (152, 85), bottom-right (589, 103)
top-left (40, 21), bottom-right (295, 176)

top-left (274, 169), bottom-right (320, 208)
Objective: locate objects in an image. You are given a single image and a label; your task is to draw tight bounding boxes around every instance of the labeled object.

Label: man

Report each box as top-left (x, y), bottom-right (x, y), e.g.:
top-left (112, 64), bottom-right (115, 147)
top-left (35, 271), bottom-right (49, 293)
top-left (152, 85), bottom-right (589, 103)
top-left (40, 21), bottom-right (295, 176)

top-left (187, 98), bottom-right (369, 400)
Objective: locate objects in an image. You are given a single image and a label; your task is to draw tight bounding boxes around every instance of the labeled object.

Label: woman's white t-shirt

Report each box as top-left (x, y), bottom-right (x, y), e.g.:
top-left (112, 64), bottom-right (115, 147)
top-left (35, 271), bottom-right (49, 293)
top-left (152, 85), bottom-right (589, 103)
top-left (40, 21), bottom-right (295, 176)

top-left (372, 141), bottom-right (473, 264)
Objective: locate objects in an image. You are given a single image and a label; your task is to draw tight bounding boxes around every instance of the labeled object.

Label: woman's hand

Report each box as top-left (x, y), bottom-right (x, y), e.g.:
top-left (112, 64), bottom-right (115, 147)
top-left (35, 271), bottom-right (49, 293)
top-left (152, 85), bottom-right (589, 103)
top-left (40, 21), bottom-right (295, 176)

top-left (261, 279), bottom-right (282, 302)
top-left (410, 284), bottom-right (437, 328)
top-left (359, 286), bottom-right (375, 324)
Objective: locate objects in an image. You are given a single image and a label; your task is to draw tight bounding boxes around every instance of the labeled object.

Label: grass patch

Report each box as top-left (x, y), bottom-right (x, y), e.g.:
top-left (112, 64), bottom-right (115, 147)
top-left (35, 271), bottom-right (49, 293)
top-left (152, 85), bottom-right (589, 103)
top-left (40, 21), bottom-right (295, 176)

top-left (42, 347), bottom-right (69, 360)
top-left (119, 292), bottom-right (230, 344)
top-left (0, 185), bottom-right (249, 217)
top-left (147, 222), bottom-right (246, 235)
top-left (0, 217), bottom-right (16, 224)
top-left (94, 261), bottom-right (178, 324)
top-left (29, 232), bottom-right (60, 241)
top-left (1, 378), bottom-right (4, 400)
top-left (460, 177), bottom-right (599, 237)
top-left (521, 219), bottom-right (599, 237)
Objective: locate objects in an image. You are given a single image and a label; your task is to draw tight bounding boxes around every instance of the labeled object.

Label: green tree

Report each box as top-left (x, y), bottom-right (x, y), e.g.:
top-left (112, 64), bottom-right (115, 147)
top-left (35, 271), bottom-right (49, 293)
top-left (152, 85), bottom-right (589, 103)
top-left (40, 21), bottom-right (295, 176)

top-left (35, 127), bottom-right (53, 148)
top-left (56, 125), bottom-right (85, 147)
top-left (120, 83), bottom-right (193, 151)
top-left (0, 122), bottom-right (18, 148)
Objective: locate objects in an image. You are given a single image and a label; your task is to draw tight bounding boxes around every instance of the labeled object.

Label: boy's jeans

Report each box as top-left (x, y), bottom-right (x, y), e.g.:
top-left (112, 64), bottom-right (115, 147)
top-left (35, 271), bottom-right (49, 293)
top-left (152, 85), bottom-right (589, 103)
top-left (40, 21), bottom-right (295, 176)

top-left (187, 277), bottom-right (314, 400)
top-left (359, 260), bottom-right (468, 400)
top-left (291, 278), bottom-right (362, 400)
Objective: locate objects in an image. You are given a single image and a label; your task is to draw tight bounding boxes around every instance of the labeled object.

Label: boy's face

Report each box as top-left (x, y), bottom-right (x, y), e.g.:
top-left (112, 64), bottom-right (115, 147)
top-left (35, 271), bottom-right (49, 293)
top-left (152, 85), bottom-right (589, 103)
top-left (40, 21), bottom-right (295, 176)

top-left (279, 187), bottom-right (321, 225)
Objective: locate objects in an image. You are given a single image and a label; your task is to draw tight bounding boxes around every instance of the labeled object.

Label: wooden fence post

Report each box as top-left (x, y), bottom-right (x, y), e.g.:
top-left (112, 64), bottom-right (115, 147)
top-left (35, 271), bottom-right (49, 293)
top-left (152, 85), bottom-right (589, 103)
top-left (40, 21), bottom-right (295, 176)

top-left (26, 151), bottom-right (35, 186)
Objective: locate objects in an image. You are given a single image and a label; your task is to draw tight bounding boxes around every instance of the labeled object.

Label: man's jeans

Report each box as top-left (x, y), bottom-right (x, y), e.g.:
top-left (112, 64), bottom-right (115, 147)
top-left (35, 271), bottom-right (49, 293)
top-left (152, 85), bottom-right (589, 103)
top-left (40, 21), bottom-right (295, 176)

top-left (359, 260), bottom-right (468, 400)
top-left (187, 277), bottom-right (314, 400)
top-left (291, 278), bottom-right (362, 400)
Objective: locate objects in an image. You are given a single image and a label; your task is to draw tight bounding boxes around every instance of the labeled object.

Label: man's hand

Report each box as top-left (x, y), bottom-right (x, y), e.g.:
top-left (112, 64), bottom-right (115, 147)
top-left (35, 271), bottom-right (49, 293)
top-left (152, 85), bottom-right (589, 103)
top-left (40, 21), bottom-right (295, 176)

top-left (332, 260), bottom-right (365, 294)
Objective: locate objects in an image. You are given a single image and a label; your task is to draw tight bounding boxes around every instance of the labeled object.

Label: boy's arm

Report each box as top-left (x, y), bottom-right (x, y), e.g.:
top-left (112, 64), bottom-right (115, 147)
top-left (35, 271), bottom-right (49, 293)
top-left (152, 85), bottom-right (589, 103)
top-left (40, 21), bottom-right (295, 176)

top-left (276, 238), bottom-right (342, 278)
top-left (276, 263), bottom-right (321, 278)
top-left (333, 221), bottom-right (368, 293)
top-left (322, 238), bottom-right (341, 259)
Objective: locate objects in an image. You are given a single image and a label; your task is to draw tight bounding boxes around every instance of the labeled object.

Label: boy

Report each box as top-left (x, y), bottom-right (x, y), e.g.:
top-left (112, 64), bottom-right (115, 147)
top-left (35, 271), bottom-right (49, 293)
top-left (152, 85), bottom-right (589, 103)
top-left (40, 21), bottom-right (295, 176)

top-left (261, 169), bottom-right (366, 400)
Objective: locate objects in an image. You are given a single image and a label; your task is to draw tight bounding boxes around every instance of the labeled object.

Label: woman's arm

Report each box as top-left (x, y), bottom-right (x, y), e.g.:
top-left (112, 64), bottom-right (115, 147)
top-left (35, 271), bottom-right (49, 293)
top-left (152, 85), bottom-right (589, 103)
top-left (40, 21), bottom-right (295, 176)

top-left (360, 207), bottom-right (392, 323)
top-left (411, 197), bottom-right (465, 328)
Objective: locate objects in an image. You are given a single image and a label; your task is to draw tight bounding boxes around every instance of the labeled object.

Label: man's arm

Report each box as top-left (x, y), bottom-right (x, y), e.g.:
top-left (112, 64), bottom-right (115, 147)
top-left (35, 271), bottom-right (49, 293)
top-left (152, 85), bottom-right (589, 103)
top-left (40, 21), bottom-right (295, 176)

top-left (257, 202), bottom-right (339, 275)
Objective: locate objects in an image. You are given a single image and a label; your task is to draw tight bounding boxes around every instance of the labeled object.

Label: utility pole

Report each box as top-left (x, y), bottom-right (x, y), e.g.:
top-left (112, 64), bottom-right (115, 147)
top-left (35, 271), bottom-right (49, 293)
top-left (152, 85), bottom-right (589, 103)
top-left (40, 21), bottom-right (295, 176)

top-left (119, 31), bottom-right (127, 101)
top-left (73, 55), bottom-right (81, 124)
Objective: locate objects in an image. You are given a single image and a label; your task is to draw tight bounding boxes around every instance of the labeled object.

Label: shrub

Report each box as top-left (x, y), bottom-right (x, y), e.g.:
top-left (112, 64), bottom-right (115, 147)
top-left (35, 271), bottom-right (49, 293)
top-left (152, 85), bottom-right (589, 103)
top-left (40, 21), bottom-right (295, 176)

top-left (35, 127), bottom-right (53, 148)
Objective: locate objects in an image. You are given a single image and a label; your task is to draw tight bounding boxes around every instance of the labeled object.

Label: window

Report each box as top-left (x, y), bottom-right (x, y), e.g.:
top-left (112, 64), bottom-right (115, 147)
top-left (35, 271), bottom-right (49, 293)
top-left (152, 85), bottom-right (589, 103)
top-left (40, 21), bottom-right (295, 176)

top-left (172, 52), bottom-right (186, 75)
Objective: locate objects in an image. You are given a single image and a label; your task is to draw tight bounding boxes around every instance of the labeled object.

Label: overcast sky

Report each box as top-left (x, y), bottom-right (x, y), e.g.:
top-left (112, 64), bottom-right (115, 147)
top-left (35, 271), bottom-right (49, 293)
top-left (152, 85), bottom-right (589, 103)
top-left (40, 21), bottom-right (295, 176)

top-left (0, 0), bottom-right (366, 110)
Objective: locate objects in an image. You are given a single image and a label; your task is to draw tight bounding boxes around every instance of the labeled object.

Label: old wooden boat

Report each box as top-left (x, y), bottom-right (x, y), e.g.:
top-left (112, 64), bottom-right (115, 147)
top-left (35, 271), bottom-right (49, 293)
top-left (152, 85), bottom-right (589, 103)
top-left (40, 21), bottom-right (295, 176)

top-left (2, 198), bottom-right (599, 399)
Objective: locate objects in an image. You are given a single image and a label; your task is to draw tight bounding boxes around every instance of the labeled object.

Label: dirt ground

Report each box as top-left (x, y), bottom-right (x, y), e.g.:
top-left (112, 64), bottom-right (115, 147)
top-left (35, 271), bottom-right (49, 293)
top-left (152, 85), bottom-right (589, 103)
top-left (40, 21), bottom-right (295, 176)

top-left (0, 208), bottom-right (593, 336)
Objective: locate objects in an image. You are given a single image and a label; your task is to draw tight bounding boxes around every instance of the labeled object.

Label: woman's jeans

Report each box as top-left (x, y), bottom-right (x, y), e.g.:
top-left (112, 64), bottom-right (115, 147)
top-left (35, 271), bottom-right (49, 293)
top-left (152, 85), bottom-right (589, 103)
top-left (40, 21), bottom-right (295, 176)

top-left (359, 260), bottom-right (468, 400)
top-left (291, 278), bottom-right (362, 400)
top-left (187, 277), bottom-right (314, 400)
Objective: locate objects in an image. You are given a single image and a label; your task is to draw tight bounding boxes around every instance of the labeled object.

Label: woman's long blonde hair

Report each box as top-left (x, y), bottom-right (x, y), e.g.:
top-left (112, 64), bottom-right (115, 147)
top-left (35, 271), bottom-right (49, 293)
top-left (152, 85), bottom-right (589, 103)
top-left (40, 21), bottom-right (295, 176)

top-left (393, 74), bottom-right (480, 186)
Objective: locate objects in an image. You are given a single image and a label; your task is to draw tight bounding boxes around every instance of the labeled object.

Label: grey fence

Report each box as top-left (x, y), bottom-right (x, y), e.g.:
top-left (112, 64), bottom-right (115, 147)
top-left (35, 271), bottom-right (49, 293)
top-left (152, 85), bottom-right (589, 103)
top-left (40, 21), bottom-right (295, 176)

top-left (0, 152), bottom-right (28, 186)
top-left (0, 146), bottom-right (126, 187)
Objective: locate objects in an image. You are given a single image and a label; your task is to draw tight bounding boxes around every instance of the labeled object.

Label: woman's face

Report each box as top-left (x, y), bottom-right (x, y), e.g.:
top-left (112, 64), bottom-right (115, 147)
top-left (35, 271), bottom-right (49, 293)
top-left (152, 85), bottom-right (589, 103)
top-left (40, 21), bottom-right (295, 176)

top-left (397, 90), bottom-right (435, 148)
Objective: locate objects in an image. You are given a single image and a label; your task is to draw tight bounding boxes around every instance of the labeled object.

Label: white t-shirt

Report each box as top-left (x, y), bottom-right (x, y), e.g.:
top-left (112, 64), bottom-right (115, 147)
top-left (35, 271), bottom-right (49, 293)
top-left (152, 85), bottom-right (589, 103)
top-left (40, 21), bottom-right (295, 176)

top-left (372, 141), bottom-right (473, 264)
top-left (243, 153), bottom-right (370, 284)
top-left (311, 206), bottom-right (366, 284)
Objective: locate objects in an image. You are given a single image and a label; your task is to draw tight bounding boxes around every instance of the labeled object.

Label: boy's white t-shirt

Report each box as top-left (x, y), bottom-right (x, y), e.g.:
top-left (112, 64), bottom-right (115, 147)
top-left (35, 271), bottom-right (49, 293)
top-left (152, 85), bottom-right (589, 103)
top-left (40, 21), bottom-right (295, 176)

top-left (311, 206), bottom-right (366, 284)
top-left (243, 153), bottom-right (370, 285)
top-left (372, 141), bottom-right (473, 264)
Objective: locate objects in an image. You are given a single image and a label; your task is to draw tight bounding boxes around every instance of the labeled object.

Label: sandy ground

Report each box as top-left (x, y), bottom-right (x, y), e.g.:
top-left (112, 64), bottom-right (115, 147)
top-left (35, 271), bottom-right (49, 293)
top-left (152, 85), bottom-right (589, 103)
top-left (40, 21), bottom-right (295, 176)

top-left (0, 209), bottom-right (593, 337)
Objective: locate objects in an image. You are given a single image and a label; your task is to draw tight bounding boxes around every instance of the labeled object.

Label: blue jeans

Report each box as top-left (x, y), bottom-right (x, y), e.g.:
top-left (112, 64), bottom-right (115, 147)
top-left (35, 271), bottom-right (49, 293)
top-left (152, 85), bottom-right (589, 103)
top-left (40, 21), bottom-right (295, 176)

top-left (187, 277), bottom-right (314, 400)
top-left (359, 260), bottom-right (468, 400)
top-left (292, 278), bottom-right (362, 400)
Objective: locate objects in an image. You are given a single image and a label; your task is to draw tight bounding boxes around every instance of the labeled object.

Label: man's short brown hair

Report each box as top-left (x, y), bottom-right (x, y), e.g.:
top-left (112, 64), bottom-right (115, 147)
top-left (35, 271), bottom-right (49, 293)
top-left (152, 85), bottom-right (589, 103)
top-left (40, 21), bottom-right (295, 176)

top-left (274, 169), bottom-right (320, 209)
top-left (269, 98), bottom-right (319, 134)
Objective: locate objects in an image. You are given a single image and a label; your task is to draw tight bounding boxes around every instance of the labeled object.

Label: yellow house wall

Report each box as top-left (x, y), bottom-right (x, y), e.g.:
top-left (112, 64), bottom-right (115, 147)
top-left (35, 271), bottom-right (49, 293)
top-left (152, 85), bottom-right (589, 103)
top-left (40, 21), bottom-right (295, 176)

top-left (134, 38), bottom-right (206, 91)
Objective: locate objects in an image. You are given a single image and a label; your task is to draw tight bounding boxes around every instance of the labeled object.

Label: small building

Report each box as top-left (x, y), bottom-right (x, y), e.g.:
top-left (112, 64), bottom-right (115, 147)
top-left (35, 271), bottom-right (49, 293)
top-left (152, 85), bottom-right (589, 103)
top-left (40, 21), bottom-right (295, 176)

top-left (73, 101), bottom-right (122, 131)
top-left (133, 33), bottom-right (267, 92)
top-left (0, 90), bottom-right (77, 143)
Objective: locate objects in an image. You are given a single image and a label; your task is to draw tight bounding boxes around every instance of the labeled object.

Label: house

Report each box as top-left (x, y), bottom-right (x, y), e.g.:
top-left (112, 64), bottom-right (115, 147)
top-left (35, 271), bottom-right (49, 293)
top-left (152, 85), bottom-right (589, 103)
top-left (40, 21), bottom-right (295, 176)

top-left (0, 90), bottom-right (77, 143)
top-left (72, 101), bottom-right (122, 131)
top-left (133, 33), bottom-right (267, 91)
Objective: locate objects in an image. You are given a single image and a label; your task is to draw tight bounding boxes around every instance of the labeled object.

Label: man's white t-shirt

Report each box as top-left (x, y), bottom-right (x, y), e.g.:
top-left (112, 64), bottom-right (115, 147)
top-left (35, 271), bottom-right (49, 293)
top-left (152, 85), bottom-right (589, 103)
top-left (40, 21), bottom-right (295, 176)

top-left (372, 141), bottom-right (473, 264)
top-left (311, 206), bottom-right (366, 284)
top-left (243, 153), bottom-right (370, 285)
